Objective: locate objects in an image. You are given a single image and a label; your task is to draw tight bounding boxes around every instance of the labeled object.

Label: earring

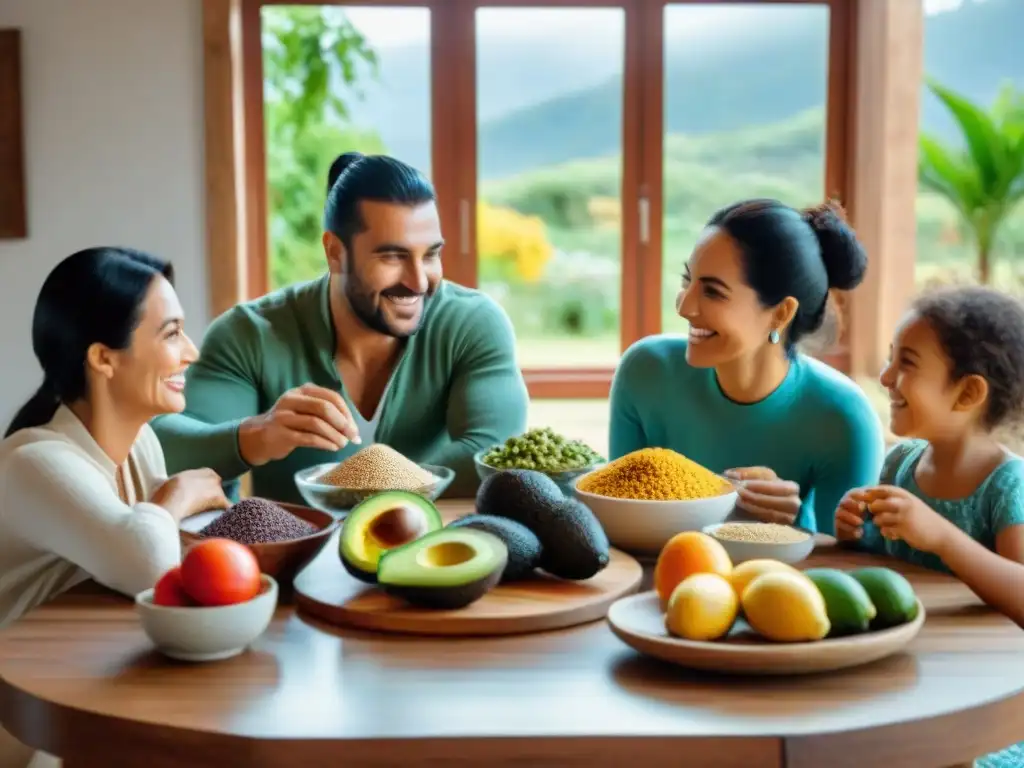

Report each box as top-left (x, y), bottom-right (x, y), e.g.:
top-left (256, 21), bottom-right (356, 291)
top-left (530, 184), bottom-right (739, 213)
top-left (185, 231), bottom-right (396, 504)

top-left (769, 329), bottom-right (780, 344)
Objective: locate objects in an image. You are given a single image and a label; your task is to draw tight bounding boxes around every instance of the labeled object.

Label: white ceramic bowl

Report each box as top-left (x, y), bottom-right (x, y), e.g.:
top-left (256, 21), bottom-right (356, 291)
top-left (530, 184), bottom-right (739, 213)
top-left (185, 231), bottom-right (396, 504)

top-left (572, 478), bottom-right (738, 555)
top-left (135, 574), bottom-right (278, 662)
top-left (702, 522), bottom-right (816, 565)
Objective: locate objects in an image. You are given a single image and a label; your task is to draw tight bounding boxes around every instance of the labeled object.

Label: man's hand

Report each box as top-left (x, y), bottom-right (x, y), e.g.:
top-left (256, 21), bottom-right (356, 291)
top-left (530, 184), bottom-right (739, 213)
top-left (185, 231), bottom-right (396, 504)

top-left (238, 383), bottom-right (361, 467)
top-left (725, 466), bottom-right (802, 525)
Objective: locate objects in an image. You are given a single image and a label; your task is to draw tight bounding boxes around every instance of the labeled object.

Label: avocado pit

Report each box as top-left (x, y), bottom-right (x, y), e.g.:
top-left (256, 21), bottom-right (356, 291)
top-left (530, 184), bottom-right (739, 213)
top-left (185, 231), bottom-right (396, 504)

top-left (367, 504), bottom-right (430, 549)
top-left (338, 491), bottom-right (444, 584)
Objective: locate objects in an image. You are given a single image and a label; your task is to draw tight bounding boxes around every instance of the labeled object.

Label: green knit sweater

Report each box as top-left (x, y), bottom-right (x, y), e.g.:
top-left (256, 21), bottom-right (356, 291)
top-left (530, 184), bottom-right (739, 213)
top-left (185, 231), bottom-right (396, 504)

top-left (151, 276), bottom-right (529, 502)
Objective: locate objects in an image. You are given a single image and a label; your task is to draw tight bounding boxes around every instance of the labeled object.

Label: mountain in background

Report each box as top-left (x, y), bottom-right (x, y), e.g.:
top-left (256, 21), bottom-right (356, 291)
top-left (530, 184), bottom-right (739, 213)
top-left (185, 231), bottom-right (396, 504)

top-left (341, 0), bottom-right (1023, 180)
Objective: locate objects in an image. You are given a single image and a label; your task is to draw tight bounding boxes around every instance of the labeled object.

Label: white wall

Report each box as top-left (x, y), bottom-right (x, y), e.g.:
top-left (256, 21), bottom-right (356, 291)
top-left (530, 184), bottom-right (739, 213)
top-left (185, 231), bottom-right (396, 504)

top-left (0, 0), bottom-right (208, 426)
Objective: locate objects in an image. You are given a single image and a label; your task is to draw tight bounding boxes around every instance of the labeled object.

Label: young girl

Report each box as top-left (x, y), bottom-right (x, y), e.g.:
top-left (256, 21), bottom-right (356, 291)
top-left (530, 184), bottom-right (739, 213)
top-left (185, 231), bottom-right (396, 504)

top-left (835, 285), bottom-right (1024, 630)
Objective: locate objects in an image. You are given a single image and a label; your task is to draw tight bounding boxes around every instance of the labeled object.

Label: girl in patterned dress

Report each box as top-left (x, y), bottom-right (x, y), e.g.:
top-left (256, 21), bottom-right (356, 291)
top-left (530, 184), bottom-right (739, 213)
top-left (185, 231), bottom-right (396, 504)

top-left (835, 285), bottom-right (1024, 628)
top-left (835, 286), bottom-right (1024, 768)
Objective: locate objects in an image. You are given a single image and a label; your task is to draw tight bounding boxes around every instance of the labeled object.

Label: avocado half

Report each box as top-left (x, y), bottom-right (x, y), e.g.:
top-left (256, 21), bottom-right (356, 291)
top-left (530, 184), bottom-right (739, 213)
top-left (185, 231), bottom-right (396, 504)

top-left (338, 490), bottom-right (444, 583)
top-left (376, 528), bottom-right (509, 610)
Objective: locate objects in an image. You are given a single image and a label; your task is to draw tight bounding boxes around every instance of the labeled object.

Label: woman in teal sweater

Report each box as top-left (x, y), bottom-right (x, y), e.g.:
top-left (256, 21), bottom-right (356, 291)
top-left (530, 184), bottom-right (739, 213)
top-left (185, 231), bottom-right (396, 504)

top-left (609, 199), bottom-right (885, 534)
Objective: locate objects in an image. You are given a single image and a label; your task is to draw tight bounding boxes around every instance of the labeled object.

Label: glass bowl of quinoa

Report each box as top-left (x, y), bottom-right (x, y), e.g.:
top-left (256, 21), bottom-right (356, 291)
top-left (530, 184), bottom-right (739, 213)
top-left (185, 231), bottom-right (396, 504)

top-left (474, 427), bottom-right (605, 496)
top-left (294, 443), bottom-right (455, 515)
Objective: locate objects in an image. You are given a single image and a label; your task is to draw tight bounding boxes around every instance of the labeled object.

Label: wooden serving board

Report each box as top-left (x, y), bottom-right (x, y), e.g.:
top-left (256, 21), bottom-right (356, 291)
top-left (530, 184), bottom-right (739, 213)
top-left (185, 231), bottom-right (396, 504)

top-left (292, 528), bottom-right (643, 636)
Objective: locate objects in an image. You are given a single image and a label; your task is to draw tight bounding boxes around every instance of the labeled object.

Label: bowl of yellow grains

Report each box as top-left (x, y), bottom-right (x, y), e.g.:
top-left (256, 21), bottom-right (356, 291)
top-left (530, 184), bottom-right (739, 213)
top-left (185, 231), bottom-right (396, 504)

top-left (294, 444), bottom-right (454, 516)
top-left (572, 448), bottom-right (738, 554)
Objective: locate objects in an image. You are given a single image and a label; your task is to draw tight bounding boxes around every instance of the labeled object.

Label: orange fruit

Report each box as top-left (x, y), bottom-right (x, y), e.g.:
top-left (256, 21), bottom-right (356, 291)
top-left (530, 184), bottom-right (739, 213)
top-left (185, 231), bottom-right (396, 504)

top-left (654, 531), bottom-right (733, 606)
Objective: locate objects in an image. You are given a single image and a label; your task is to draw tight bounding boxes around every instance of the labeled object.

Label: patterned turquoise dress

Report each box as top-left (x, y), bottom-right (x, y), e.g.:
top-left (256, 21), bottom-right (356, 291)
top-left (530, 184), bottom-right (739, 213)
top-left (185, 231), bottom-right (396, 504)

top-left (859, 439), bottom-right (1024, 768)
top-left (859, 439), bottom-right (1024, 572)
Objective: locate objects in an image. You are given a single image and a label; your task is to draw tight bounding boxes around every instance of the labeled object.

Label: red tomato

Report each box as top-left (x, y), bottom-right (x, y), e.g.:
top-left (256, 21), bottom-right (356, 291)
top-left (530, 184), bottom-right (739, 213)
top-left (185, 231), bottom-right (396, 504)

top-left (152, 566), bottom-right (195, 607)
top-left (180, 538), bottom-right (262, 607)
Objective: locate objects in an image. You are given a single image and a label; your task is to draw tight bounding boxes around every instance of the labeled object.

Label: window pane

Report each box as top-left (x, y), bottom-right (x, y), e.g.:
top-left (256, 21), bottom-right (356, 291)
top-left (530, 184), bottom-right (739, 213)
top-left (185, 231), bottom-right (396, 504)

top-left (915, 0), bottom-right (1024, 290)
top-left (262, 6), bottom-right (431, 292)
top-left (660, 4), bottom-right (829, 332)
top-left (476, 7), bottom-right (625, 369)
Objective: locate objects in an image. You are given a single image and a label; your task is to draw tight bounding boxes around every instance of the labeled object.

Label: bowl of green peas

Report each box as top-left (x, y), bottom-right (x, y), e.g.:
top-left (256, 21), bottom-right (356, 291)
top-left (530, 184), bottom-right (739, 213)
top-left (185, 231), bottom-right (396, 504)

top-left (473, 427), bottom-right (606, 496)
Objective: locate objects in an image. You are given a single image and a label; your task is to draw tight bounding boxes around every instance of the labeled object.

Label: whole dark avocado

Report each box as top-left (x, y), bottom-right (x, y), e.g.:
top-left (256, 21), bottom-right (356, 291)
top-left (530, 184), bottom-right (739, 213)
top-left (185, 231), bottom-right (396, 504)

top-left (446, 514), bottom-right (543, 581)
top-left (475, 469), bottom-right (563, 518)
top-left (476, 469), bottom-right (610, 580)
top-left (537, 497), bottom-right (610, 580)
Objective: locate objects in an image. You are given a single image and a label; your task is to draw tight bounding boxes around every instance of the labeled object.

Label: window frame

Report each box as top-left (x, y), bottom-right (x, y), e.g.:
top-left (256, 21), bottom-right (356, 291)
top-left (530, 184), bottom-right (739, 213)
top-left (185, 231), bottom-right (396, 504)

top-left (228, 0), bottom-right (867, 397)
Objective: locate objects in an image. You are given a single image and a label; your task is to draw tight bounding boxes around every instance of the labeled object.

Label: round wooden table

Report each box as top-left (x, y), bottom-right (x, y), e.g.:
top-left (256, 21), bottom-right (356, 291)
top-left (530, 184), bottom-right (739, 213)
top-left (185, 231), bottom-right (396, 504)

top-left (0, 500), bottom-right (1022, 768)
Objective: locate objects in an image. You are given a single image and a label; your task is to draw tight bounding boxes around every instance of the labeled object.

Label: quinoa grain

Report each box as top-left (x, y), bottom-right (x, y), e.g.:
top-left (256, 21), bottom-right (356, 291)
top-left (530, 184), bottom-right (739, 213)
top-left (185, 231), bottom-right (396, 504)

top-left (710, 522), bottom-right (810, 544)
top-left (316, 444), bottom-right (437, 490)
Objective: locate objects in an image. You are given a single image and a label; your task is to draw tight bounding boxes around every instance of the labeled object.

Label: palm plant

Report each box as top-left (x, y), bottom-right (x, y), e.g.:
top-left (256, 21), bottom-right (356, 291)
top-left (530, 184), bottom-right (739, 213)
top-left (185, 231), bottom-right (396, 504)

top-left (918, 79), bottom-right (1024, 284)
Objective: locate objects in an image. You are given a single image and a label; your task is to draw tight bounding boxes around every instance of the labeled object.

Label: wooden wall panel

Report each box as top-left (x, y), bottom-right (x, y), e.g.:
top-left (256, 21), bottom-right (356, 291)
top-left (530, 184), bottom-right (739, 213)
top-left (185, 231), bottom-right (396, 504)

top-left (203, 0), bottom-right (248, 320)
top-left (845, 0), bottom-right (925, 380)
top-left (0, 29), bottom-right (27, 240)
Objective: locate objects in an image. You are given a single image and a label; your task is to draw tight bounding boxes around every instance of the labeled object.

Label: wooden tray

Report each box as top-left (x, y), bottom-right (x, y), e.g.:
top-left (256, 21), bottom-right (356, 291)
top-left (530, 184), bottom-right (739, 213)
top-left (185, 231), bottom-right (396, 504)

top-left (607, 590), bottom-right (926, 675)
top-left (293, 529), bottom-right (643, 636)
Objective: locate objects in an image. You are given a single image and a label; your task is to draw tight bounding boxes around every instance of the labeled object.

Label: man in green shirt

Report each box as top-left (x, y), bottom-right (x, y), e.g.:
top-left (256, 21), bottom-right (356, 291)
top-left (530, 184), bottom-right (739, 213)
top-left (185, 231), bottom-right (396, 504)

top-left (152, 152), bottom-right (528, 503)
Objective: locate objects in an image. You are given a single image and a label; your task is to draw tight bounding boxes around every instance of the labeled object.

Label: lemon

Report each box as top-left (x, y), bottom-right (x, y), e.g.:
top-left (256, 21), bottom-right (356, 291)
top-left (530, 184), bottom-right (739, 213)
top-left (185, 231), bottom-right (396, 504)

top-left (741, 571), bottom-right (831, 642)
top-left (728, 558), bottom-right (802, 601)
top-left (664, 573), bottom-right (738, 642)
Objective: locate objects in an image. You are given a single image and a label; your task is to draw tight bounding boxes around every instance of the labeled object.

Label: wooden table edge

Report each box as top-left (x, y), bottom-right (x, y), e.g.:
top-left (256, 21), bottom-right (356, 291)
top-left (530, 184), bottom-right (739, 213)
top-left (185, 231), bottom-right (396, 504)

top-left (784, 685), bottom-right (1024, 768)
top-left (3, 658), bottom-right (1022, 768)
top-left (0, 672), bottom-right (786, 768)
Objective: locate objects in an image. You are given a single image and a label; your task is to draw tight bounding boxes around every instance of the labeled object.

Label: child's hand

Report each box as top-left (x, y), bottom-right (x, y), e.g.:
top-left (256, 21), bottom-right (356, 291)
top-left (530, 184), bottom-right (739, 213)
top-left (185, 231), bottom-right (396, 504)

top-left (834, 488), bottom-right (870, 541)
top-left (865, 485), bottom-right (955, 553)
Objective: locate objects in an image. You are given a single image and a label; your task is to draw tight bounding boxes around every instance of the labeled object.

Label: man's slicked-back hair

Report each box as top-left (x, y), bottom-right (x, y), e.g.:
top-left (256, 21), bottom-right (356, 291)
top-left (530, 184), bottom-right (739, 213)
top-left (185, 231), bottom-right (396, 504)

top-left (323, 152), bottom-right (436, 249)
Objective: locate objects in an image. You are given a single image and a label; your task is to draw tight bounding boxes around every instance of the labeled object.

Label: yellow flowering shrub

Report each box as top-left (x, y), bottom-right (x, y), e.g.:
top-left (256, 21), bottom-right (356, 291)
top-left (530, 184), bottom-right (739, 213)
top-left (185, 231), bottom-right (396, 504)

top-left (587, 196), bottom-right (620, 229)
top-left (477, 201), bottom-right (554, 283)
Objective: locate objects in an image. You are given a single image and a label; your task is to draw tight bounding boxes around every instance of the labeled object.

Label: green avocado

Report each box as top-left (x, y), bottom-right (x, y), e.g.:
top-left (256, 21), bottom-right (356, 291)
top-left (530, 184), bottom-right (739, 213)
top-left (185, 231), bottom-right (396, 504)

top-left (476, 470), bottom-right (610, 580)
top-left (802, 568), bottom-right (877, 636)
top-left (338, 490), bottom-right (443, 583)
top-left (476, 469), bottom-right (563, 518)
top-left (376, 528), bottom-right (508, 609)
top-left (848, 566), bottom-right (920, 629)
top-left (446, 514), bottom-right (543, 582)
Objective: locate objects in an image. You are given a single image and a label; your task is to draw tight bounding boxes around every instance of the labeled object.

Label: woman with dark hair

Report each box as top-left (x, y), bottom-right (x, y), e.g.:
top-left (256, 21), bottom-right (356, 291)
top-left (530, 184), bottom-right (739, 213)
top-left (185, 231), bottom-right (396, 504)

top-left (0, 247), bottom-right (229, 627)
top-left (609, 199), bottom-right (886, 535)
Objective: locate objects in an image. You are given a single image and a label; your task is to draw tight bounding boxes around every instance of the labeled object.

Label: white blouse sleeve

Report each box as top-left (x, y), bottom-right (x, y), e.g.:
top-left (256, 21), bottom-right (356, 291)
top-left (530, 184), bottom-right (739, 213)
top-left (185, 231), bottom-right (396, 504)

top-left (1, 442), bottom-right (181, 598)
top-left (138, 422), bottom-right (170, 487)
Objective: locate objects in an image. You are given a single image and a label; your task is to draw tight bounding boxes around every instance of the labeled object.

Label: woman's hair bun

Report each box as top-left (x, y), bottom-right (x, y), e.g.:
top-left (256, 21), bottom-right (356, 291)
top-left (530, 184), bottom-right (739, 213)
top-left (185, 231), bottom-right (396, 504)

top-left (326, 151), bottom-right (367, 195)
top-left (802, 200), bottom-right (867, 292)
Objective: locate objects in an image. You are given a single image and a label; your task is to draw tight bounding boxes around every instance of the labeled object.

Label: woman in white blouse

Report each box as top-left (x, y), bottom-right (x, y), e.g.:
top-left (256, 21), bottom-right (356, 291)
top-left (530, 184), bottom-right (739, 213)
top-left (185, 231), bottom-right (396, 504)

top-left (0, 246), bottom-right (231, 629)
